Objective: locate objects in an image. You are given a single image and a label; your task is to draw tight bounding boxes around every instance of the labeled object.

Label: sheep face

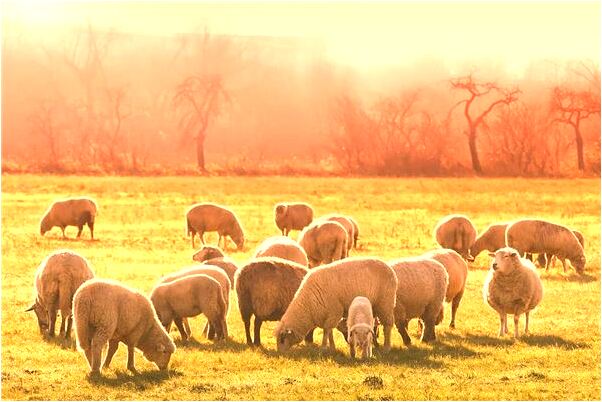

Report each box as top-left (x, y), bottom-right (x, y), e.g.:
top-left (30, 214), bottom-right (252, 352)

top-left (275, 204), bottom-right (288, 219)
top-left (26, 301), bottom-right (49, 334)
top-left (276, 328), bottom-right (300, 352)
top-left (40, 215), bottom-right (52, 236)
top-left (349, 325), bottom-right (373, 354)
top-left (570, 254), bottom-right (586, 274)
top-left (492, 247), bottom-right (520, 274)
top-left (231, 231), bottom-right (245, 251)
top-left (192, 246), bottom-right (224, 262)
top-left (142, 337), bottom-right (176, 371)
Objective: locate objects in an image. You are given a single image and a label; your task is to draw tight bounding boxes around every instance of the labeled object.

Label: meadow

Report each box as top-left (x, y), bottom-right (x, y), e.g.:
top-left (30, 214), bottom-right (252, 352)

top-left (1, 174), bottom-right (600, 400)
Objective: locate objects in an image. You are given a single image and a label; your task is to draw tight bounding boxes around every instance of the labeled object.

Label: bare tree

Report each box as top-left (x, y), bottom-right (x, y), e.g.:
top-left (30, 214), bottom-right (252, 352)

top-left (98, 87), bottom-right (130, 168)
top-left (450, 74), bottom-right (520, 174)
top-left (29, 100), bottom-right (62, 167)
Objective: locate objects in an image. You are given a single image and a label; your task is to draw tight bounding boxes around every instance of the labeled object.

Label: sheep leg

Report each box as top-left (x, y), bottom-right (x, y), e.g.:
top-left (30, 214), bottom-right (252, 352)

top-left (60, 226), bottom-right (67, 239)
top-left (561, 258), bottom-right (568, 273)
top-left (242, 314), bottom-right (253, 345)
top-left (513, 314), bottom-right (520, 338)
top-left (544, 254), bottom-right (551, 271)
top-left (396, 320), bottom-right (412, 346)
top-left (421, 318), bottom-right (436, 343)
top-left (58, 313), bottom-right (67, 338)
top-left (328, 329), bottom-right (335, 351)
top-left (450, 290), bottom-right (464, 329)
top-left (88, 220), bottom-right (94, 240)
top-left (349, 335), bottom-right (356, 358)
top-left (525, 253), bottom-right (533, 261)
top-left (191, 232), bottom-right (196, 249)
top-left (174, 317), bottom-right (189, 341)
top-left (382, 323), bottom-right (392, 352)
top-left (202, 321), bottom-right (211, 339)
top-left (90, 332), bottom-right (109, 375)
top-left (498, 313), bottom-right (506, 336)
top-left (320, 328), bottom-right (334, 350)
top-left (47, 305), bottom-right (58, 337)
top-left (183, 318), bottom-right (192, 338)
top-left (102, 340), bottom-right (119, 369)
top-left (253, 317), bottom-right (263, 346)
top-left (525, 311), bottom-right (530, 335)
top-left (304, 329), bottom-right (314, 344)
top-left (76, 225), bottom-right (84, 238)
top-left (126, 345), bottom-right (139, 374)
top-left (200, 232), bottom-right (206, 245)
top-left (65, 315), bottom-right (73, 339)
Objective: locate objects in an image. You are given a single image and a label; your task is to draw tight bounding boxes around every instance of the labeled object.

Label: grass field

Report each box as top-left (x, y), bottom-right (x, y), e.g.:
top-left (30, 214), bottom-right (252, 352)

top-left (1, 174), bottom-right (600, 400)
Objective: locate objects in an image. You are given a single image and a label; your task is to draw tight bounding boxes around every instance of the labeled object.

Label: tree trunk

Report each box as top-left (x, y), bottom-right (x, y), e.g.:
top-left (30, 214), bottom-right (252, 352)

top-left (574, 123), bottom-right (585, 171)
top-left (196, 132), bottom-right (206, 172)
top-left (468, 126), bottom-right (483, 174)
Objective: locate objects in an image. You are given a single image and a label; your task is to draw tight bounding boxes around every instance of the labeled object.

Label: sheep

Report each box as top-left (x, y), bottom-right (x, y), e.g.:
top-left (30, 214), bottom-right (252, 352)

top-left (26, 250), bottom-right (94, 339)
top-left (254, 236), bottom-right (309, 266)
top-left (40, 197), bottom-right (97, 239)
top-left (192, 245), bottom-right (238, 287)
top-left (420, 248), bottom-right (468, 329)
top-left (536, 230), bottom-right (585, 272)
top-left (297, 220), bottom-right (348, 268)
top-left (274, 202), bottom-right (314, 236)
top-left (506, 219), bottom-right (586, 274)
top-left (186, 203), bottom-right (245, 250)
top-left (236, 257), bottom-right (311, 346)
top-left (470, 222), bottom-right (510, 259)
top-left (348, 216), bottom-right (360, 248)
top-left (320, 214), bottom-right (355, 253)
top-left (274, 257), bottom-right (397, 353)
top-left (388, 257), bottom-right (449, 345)
top-left (346, 296), bottom-right (375, 359)
top-left (158, 265), bottom-right (231, 340)
top-left (150, 274), bottom-right (228, 342)
top-left (483, 247), bottom-right (543, 337)
top-left (72, 279), bottom-right (176, 375)
top-left (433, 214), bottom-right (477, 261)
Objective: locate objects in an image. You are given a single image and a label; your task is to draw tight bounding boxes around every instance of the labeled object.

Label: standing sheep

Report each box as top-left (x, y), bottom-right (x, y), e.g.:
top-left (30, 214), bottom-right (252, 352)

top-left (254, 236), bottom-right (309, 266)
top-left (192, 245), bottom-right (238, 287)
top-left (26, 250), bottom-right (94, 339)
top-left (73, 279), bottom-right (176, 375)
top-left (158, 265), bottom-right (231, 339)
top-left (186, 203), bottom-right (245, 250)
top-left (298, 221), bottom-right (348, 268)
top-left (274, 257), bottom-right (397, 353)
top-left (433, 214), bottom-right (477, 261)
top-left (346, 296), bottom-right (375, 359)
top-left (420, 249), bottom-right (468, 329)
top-left (506, 219), bottom-right (586, 274)
top-left (236, 257), bottom-right (310, 346)
top-left (388, 257), bottom-right (449, 345)
top-left (40, 197), bottom-right (97, 239)
top-left (320, 214), bottom-right (355, 253)
top-left (150, 274), bottom-right (228, 341)
top-left (274, 202), bottom-right (314, 236)
top-left (470, 222), bottom-right (510, 259)
top-left (483, 247), bottom-right (543, 337)
top-left (348, 216), bottom-right (360, 248)
top-left (536, 230), bottom-right (585, 272)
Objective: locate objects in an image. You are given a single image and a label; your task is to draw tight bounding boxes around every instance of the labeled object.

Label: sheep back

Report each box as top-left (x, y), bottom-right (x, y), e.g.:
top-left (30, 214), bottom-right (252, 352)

top-left (421, 249), bottom-right (467, 303)
top-left (433, 214), bottom-right (477, 260)
top-left (40, 197), bottom-right (97, 234)
top-left (186, 203), bottom-right (245, 249)
top-left (470, 222), bottom-right (509, 258)
top-left (274, 202), bottom-right (314, 234)
top-left (298, 221), bottom-right (348, 267)
top-left (254, 236), bottom-right (309, 266)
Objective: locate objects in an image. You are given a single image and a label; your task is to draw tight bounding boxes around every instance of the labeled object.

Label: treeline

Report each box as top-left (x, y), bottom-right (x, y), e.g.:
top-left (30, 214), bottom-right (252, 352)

top-left (2, 25), bottom-right (600, 176)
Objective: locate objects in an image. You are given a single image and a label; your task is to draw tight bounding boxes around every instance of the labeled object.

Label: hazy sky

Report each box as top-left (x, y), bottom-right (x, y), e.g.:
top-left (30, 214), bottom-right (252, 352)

top-left (3, 1), bottom-right (600, 74)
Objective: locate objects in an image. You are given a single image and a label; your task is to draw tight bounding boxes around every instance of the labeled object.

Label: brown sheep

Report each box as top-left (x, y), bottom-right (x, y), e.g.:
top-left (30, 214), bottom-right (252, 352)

top-left (298, 221), bottom-right (348, 268)
top-left (40, 197), bottom-right (97, 239)
top-left (186, 203), bottom-right (245, 250)
top-left (320, 214), bottom-right (355, 253)
top-left (274, 202), bottom-right (314, 236)
top-left (433, 214), bottom-right (477, 261)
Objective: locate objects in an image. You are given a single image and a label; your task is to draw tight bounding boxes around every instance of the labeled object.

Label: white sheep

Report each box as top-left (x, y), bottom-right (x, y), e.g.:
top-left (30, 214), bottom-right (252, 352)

top-left (40, 197), bottom-right (97, 239)
top-left (536, 229), bottom-right (585, 272)
top-left (347, 296), bottom-right (375, 359)
top-left (320, 214), bottom-right (355, 253)
top-left (297, 220), bottom-right (348, 268)
top-left (433, 214), bottom-right (477, 261)
top-left (274, 202), bottom-right (314, 236)
top-left (191, 245), bottom-right (238, 287)
top-left (470, 222), bottom-right (510, 259)
top-left (73, 279), bottom-right (176, 375)
top-left (186, 203), bottom-right (245, 250)
top-left (254, 236), bottom-right (309, 266)
top-left (274, 257), bottom-right (397, 352)
top-left (483, 247), bottom-right (543, 337)
top-left (26, 250), bottom-right (94, 338)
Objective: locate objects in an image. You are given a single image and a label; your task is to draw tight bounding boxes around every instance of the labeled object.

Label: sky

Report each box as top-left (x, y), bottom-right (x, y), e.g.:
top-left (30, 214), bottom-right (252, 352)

top-left (2, 1), bottom-right (600, 74)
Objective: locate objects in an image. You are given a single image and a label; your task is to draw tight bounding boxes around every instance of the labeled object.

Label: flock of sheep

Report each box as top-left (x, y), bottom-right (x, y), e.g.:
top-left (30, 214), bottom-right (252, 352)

top-left (28, 197), bottom-right (587, 376)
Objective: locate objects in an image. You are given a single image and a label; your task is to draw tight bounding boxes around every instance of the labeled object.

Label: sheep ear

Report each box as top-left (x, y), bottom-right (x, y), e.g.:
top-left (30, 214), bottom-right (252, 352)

top-left (25, 303), bottom-right (36, 312)
top-left (157, 343), bottom-right (166, 352)
top-left (487, 252), bottom-right (495, 257)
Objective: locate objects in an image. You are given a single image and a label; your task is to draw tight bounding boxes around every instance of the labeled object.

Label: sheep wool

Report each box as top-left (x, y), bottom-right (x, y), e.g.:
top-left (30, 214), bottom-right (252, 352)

top-left (186, 203), bottom-right (245, 250)
top-left (470, 222), bottom-right (510, 259)
top-left (254, 236), bottom-right (309, 267)
top-left (433, 214), bottom-right (477, 261)
top-left (298, 220), bottom-right (348, 268)
top-left (40, 197), bottom-right (97, 239)
top-left (320, 214), bottom-right (355, 253)
top-left (274, 202), bottom-right (314, 236)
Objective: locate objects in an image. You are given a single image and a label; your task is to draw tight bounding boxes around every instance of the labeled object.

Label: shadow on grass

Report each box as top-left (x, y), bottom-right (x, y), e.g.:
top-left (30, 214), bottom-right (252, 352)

top-left (87, 368), bottom-right (183, 388)
top-left (174, 337), bottom-right (249, 352)
top-left (540, 271), bottom-right (598, 283)
top-left (443, 331), bottom-right (589, 349)
top-left (42, 334), bottom-right (77, 350)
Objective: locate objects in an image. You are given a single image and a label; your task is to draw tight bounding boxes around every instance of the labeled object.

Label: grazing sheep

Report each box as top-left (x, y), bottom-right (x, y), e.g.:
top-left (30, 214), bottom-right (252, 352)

top-left (40, 197), bottom-right (97, 239)
top-left (420, 249), bottom-right (468, 329)
top-left (236, 257), bottom-right (310, 346)
top-left (320, 214), bottom-right (355, 253)
top-left (348, 216), bottom-right (360, 248)
top-left (274, 202), bottom-right (314, 236)
top-left (536, 230), bottom-right (585, 272)
top-left (158, 265), bottom-right (231, 339)
top-left (192, 245), bottom-right (238, 286)
top-left (254, 236), bottom-right (309, 266)
top-left (186, 203), bottom-right (245, 250)
top-left (506, 219), bottom-right (586, 274)
top-left (192, 245), bottom-right (225, 261)
top-left (298, 221), bottom-right (348, 268)
top-left (433, 214), bottom-right (477, 261)
top-left (470, 222), bottom-right (510, 259)
top-left (73, 279), bottom-right (176, 375)
top-left (346, 296), bottom-right (375, 359)
top-left (274, 257), bottom-right (397, 353)
top-left (26, 250), bottom-right (95, 339)
top-left (150, 274), bottom-right (228, 341)
top-left (388, 257), bottom-right (449, 345)
top-left (483, 247), bottom-right (543, 337)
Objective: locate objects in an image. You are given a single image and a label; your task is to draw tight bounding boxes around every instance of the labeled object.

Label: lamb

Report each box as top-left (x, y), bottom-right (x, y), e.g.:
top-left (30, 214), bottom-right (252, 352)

top-left (26, 250), bottom-right (94, 339)
top-left (274, 202), bottom-right (314, 236)
top-left (150, 274), bottom-right (228, 341)
top-left (506, 219), bottom-right (586, 274)
top-left (388, 257), bottom-right (449, 345)
top-left (348, 216), bottom-right (360, 248)
top-left (433, 214), bottom-right (477, 261)
top-left (158, 265), bottom-right (231, 339)
top-left (40, 197), bottom-right (97, 239)
top-left (254, 236), bottom-right (309, 266)
top-left (297, 220), bottom-right (348, 268)
top-left (470, 222), bottom-right (510, 259)
top-left (274, 257), bottom-right (397, 352)
top-left (236, 257), bottom-right (311, 346)
top-left (320, 214), bottom-right (355, 253)
top-left (536, 230), bottom-right (585, 272)
top-left (186, 203), bottom-right (245, 250)
top-left (420, 249), bottom-right (468, 329)
top-left (192, 245), bottom-right (238, 287)
top-left (346, 296), bottom-right (375, 359)
top-left (73, 279), bottom-right (176, 375)
top-left (483, 247), bottom-right (543, 337)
